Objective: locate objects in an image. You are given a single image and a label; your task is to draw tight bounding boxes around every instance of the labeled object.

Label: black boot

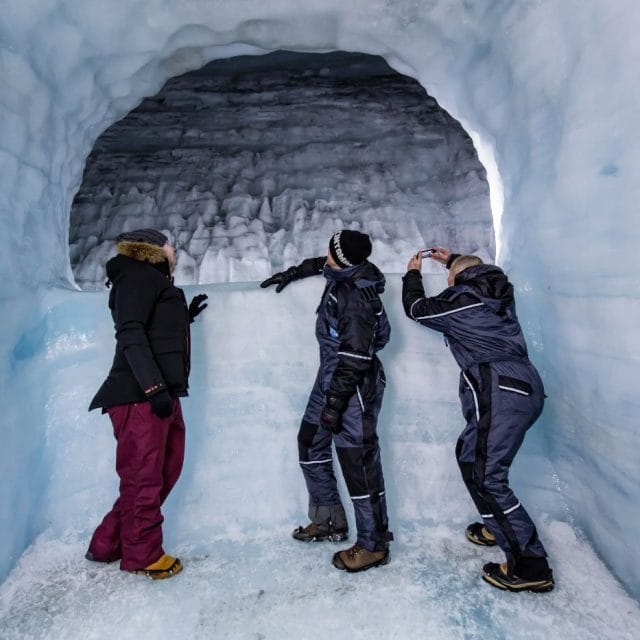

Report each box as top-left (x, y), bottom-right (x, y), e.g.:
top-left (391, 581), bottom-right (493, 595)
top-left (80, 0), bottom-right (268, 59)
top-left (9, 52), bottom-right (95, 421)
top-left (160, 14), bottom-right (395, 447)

top-left (482, 557), bottom-right (554, 593)
top-left (465, 522), bottom-right (496, 546)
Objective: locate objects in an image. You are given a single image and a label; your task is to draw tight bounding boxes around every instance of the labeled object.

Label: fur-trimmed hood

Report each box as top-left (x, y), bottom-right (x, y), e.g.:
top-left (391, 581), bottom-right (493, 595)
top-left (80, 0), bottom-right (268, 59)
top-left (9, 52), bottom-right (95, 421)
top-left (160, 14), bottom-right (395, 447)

top-left (104, 241), bottom-right (170, 285)
top-left (116, 240), bottom-right (167, 264)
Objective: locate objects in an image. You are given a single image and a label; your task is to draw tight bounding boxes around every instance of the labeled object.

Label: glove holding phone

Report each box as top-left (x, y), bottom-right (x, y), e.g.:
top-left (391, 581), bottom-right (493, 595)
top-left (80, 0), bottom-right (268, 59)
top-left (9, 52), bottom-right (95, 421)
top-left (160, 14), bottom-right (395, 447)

top-left (407, 246), bottom-right (451, 272)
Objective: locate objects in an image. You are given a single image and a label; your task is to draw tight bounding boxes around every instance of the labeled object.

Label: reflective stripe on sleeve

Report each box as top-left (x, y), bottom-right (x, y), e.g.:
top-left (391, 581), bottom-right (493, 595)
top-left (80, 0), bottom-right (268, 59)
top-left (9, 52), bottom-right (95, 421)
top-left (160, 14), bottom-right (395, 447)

top-left (414, 302), bottom-right (484, 320)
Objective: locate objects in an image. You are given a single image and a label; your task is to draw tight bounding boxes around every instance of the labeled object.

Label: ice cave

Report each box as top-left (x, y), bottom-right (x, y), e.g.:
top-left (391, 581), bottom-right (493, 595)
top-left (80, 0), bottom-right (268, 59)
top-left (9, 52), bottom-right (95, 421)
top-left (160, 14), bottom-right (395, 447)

top-left (1, 2), bottom-right (639, 639)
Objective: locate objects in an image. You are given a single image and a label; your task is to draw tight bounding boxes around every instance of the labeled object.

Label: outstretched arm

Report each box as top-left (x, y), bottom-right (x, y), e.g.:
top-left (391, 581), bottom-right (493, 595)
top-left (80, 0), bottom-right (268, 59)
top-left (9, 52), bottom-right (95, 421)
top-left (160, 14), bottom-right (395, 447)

top-left (260, 257), bottom-right (326, 293)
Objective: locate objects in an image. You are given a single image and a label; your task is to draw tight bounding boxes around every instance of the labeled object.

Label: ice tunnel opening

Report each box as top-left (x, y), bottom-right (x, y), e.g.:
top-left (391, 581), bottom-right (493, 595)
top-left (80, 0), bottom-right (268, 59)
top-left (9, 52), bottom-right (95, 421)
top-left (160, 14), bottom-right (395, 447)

top-left (2, 3), bottom-right (640, 631)
top-left (68, 50), bottom-right (497, 289)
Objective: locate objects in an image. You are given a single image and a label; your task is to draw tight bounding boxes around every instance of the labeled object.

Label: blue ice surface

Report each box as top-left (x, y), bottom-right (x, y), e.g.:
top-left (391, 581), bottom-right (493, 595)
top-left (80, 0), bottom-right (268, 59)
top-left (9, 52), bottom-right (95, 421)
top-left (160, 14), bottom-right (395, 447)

top-left (1, 0), bottom-right (639, 607)
top-left (0, 278), bottom-right (638, 639)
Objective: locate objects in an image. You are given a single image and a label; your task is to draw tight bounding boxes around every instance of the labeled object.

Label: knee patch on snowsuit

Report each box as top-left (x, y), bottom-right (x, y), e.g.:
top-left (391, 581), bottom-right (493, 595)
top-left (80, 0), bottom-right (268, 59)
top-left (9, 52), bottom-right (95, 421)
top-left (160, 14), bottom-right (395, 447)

top-left (336, 445), bottom-right (383, 500)
top-left (297, 420), bottom-right (319, 461)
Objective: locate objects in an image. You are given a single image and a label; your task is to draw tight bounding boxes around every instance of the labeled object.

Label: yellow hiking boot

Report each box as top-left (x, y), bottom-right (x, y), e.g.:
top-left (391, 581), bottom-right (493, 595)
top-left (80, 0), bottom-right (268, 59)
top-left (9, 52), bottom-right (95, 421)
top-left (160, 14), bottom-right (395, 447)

top-left (133, 554), bottom-right (183, 580)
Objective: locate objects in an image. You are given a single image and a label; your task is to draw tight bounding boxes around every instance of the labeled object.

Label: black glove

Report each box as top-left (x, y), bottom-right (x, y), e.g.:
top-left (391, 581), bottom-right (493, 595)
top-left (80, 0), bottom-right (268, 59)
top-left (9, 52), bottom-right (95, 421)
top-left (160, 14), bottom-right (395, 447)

top-left (149, 390), bottom-right (173, 418)
top-left (260, 265), bottom-right (299, 293)
top-left (320, 395), bottom-right (347, 434)
top-left (188, 294), bottom-right (208, 322)
top-left (260, 258), bottom-right (325, 293)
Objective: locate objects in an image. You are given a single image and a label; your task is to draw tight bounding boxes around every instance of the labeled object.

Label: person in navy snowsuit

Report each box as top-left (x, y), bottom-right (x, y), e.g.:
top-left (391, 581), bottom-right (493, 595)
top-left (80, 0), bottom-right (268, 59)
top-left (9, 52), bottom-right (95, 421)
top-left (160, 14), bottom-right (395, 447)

top-left (261, 230), bottom-right (393, 572)
top-left (402, 248), bottom-right (554, 592)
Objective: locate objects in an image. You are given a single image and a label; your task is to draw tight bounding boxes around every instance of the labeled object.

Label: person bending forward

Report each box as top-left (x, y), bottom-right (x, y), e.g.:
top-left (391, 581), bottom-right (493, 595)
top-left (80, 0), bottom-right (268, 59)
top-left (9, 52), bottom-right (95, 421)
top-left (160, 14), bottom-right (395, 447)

top-left (402, 247), bottom-right (554, 593)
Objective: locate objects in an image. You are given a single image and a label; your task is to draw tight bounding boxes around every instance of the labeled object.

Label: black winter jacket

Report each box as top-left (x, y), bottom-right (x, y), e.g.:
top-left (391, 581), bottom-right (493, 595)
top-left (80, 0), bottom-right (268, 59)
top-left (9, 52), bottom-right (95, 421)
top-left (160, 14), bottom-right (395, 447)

top-left (402, 264), bottom-right (530, 372)
top-left (89, 244), bottom-right (190, 411)
top-left (316, 260), bottom-right (391, 402)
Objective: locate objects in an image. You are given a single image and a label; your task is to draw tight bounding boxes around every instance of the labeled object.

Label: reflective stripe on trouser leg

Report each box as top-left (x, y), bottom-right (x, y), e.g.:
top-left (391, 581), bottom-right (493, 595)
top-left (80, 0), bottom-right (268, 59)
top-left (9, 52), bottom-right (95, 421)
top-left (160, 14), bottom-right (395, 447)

top-left (457, 365), bottom-right (546, 561)
top-left (334, 370), bottom-right (392, 552)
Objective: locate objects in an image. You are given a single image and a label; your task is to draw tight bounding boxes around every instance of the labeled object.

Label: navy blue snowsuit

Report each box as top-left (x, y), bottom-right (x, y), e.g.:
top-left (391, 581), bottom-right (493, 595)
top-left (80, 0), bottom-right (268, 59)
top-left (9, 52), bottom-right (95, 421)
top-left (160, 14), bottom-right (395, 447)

top-left (402, 263), bottom-right (547, 568)
top-left (298, 259), bottom-right (393, 552)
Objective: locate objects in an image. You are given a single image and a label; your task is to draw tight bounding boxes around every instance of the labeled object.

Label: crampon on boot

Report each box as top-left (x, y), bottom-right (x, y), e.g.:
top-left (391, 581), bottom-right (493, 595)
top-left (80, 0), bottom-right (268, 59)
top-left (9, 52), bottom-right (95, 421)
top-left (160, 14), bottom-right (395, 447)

top-left (332, 544), bottom-right (390, 573)
top-left (292, 522), bottom-right (348, 542)
top-left (132, 554), bottom-right (183, 580)
top-left (482, 560), bottom-right (554, 593)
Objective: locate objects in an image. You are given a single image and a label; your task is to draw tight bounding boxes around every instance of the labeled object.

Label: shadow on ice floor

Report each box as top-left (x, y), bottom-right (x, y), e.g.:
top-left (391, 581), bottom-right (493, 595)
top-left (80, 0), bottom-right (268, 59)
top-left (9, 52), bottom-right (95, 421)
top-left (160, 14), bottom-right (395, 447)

top-left (1, 519), bottom-right (638, 640)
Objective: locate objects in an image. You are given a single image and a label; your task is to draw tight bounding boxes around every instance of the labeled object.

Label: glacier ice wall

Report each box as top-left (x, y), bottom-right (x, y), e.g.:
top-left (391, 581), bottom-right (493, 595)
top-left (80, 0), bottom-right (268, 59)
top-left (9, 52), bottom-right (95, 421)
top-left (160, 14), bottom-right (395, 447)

top-left (68, 51), bottom-right (494, 288)
top-left (4, 282), bottom-right (640, 639)
top-left (1, 0), bottom-right (639, 596)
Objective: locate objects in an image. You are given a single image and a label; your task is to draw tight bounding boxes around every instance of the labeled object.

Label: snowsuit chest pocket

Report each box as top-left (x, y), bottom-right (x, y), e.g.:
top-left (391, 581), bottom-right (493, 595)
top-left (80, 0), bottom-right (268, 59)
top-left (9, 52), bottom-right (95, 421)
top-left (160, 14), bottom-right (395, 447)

top-left (322, 290), bottom-right (340, 341)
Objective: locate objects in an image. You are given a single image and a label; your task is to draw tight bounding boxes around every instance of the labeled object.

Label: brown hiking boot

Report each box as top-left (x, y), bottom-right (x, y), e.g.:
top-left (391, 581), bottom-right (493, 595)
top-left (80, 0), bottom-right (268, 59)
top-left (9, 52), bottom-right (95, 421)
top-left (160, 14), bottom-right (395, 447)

top-left (132, 554), bottom-right (183, 580)
top-left (332, 544), bottom-right (390, 573)
top-left (292, 522), bottom-right (348, 542)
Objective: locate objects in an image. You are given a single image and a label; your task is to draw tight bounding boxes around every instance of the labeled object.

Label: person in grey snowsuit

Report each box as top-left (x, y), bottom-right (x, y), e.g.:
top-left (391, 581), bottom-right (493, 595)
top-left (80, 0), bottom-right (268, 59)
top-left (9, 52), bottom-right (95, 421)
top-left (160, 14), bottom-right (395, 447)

top-left (261, 230), bottom-right (393, 572)
top-left (402, 248), bottom-right (554, 592)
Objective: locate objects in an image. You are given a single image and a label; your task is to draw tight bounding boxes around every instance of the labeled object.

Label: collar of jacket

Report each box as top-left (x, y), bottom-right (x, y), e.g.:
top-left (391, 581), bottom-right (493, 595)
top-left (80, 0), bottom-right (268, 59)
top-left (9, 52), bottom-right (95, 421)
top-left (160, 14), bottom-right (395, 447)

top-left (322, 261), bottom-right (365, 282)
top-left (116, 240), bottom-right (170, 277)
top-left (117, 240), bottom-right (166, 263)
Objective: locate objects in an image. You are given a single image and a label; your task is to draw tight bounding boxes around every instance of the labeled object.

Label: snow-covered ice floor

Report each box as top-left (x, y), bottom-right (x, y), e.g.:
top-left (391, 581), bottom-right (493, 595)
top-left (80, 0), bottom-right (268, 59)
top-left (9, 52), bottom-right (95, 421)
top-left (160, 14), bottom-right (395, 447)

top-left (1, 281), bottom-right (639, 638)
top-left (1, 520), bottom-right (638, 640)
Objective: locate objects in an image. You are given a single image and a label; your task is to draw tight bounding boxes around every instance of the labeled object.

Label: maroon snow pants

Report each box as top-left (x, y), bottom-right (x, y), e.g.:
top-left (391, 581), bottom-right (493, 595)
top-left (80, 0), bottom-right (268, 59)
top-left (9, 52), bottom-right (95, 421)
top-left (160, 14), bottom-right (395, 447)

top-left (87, 399), bottom-right (185, 571)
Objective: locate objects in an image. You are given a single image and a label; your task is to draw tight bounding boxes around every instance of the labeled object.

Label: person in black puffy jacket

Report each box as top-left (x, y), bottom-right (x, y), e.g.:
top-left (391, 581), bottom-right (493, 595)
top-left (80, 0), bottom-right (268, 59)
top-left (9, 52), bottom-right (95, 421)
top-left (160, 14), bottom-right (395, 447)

top-left (261, 230), bottom-right (393, 573)
top-left (402, 247), bottom-right (554, 593)
top-left (86, 228), bottom-right (208, 580)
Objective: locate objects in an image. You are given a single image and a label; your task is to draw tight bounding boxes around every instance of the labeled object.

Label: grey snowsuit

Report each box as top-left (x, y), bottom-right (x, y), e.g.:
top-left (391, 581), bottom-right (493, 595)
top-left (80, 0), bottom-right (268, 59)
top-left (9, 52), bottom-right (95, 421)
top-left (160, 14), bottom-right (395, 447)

top-left (299, 260), bottom-right (393, 552)
top-left (402, 264), bottom-right (547, 568)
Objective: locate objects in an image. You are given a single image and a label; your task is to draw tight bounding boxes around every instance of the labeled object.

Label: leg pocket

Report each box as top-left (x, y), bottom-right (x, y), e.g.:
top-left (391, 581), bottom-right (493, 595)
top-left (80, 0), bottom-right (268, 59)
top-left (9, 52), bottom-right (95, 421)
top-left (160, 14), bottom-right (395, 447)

top-left (497, 375), bottom-right (532, 397)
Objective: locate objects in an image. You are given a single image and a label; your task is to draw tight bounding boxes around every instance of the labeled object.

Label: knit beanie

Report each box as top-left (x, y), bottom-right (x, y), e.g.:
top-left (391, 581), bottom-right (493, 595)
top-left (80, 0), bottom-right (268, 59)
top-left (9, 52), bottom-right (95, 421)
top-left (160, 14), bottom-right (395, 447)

top-left (116, 228), bottom-right (168, 247)
top-left (328, 230), bottom-right (372, 268)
